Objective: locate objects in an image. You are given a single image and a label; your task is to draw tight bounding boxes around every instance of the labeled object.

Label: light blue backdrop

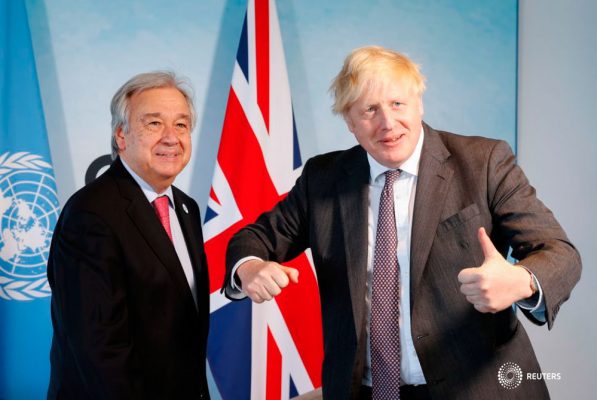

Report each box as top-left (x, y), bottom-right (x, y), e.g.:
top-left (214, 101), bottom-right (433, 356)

top-left (27, 0), bottom-right (517, 208)
top-left (5, 0), bottom-right (518, 398)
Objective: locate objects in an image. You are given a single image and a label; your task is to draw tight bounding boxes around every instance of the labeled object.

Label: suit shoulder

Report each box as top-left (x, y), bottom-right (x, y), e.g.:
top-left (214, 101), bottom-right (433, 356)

top-left (290, 146), bottom-right (368, 197)
top-left (432, 129), bottom-right (514, 159)
top-left (434, 128), bottom-right (507, 147)
top-left (61, 170), bottom-right (120, 215)
top-left (304, 145), bottom-right (365, 172)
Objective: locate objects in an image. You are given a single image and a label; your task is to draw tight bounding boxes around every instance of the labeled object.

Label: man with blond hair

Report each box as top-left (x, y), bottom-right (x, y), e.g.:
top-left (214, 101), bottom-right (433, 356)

top-left (224, 46), bottom-right (581, 399)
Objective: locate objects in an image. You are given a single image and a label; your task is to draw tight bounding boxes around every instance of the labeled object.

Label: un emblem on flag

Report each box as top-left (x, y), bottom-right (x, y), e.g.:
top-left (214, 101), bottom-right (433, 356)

top-left (0, 152), bottom-right (59, 301)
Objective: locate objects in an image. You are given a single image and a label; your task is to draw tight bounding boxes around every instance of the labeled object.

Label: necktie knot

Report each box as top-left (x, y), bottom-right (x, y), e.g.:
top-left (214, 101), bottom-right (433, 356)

top-left (384, 169), bottom-right (401, 188)
top-left (153, 196), bottom-right (173, 241)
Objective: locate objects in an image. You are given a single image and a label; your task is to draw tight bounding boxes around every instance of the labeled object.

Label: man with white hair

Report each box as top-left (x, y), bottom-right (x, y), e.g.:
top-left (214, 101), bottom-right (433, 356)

top-left (48, 71), bottom-right (210, 399)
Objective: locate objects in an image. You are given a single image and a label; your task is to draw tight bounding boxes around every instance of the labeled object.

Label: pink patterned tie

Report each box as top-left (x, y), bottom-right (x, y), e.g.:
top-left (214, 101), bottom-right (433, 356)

top-left (371, 169), bottom-right (401, 399)
top-left (152, 196), bottom-right (173, 241)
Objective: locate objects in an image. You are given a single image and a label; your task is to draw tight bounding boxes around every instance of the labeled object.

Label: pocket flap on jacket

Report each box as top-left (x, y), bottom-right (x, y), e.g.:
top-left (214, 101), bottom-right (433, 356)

top-left (439, 203), bottom-right (481, 233)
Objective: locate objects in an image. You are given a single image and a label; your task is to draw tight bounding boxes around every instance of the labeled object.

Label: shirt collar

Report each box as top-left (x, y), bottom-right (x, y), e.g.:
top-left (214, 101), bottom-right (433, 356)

top-left (367, 126), bottom-right (425, 183)
top-left (120, 158), bottom-right (174, 208)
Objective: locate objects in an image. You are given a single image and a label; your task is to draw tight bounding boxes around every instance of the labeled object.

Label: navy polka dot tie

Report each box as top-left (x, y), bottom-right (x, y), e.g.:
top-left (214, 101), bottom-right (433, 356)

top-left (371, 169), bottom-right (401, 399)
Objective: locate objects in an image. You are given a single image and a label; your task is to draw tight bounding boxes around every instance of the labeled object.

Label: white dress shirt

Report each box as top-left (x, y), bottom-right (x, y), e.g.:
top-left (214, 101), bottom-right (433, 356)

top-left (121, 159), bottom-right (198, 306)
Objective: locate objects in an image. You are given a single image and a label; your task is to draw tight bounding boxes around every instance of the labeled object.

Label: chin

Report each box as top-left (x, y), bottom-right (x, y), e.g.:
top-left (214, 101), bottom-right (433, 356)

top-left (156, 165), bottom-right (183, 178)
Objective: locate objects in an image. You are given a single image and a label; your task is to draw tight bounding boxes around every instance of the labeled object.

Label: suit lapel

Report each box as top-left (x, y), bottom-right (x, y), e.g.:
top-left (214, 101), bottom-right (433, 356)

top-left (410, 124), bottom-right (453, 309)
top-left (336, 147), bottom-right (370, 339)
top-left (173, 189), bottom-right (204, 280)
top-left (110, 159), bottom-right (198, 310)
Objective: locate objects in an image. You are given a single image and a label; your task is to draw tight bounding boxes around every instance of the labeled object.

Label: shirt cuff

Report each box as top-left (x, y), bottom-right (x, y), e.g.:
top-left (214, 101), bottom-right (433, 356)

top-left (515, 266), bottom-right (546, 322)
top-left (229, 256), bottom-right (264, 293)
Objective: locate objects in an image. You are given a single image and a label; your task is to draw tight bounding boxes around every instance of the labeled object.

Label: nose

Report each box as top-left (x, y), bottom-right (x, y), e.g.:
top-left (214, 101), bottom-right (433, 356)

top-left (378, 107), bottom-right (394, 131)
top-left (161, 125), bottom-right (179, 144)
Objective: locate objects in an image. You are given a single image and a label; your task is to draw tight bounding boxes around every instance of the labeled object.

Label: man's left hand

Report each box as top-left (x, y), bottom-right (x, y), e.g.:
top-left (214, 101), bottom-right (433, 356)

top-left (457, 227), bottom-right (534, 313)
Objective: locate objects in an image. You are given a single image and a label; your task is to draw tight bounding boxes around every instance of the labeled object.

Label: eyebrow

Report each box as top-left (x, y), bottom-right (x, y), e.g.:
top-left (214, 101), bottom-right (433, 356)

top-left (141, 112), bottom-right (190, 121)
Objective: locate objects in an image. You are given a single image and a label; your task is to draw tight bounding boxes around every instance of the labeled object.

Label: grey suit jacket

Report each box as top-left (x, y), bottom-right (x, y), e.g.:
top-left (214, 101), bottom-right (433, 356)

top-left (226, 123), bottom-right (581, 399)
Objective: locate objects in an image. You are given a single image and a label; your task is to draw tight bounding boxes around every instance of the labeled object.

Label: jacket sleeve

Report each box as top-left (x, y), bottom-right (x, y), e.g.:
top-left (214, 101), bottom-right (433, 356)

top-left (223, 159), bottom-right (312, 299)
top-left (49, 207), bottom-right (143, 399)
top-left (486, 140), bottom-right (582, 328)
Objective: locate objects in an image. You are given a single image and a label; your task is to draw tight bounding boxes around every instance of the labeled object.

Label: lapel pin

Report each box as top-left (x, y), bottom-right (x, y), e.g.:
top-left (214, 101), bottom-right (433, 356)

top-left (182, 203), bottom-right (189, 214)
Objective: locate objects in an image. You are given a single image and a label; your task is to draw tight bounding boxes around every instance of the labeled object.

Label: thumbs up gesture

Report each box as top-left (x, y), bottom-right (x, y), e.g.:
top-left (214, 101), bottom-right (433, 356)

top-left (457, 227), bottom-right (535, 313)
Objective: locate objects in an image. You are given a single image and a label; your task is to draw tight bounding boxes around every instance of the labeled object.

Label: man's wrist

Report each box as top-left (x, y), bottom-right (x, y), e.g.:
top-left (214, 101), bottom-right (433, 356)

top-left (231, 256), bottom-right (263, 291)
top-left (516, 264), bottom-right (537, 297)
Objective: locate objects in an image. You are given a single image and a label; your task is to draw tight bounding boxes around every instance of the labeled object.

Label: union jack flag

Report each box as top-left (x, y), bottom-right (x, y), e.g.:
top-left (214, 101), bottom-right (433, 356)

top-left (204, 0), bottom-right (323, 398)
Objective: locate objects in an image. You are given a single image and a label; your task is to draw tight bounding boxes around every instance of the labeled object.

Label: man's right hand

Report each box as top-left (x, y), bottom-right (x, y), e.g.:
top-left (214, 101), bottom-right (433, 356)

top-left (236, 259), bottom-right (299, 303)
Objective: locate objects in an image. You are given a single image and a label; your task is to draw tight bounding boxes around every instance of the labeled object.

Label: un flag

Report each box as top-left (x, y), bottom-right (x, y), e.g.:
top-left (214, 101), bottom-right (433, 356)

top-left (1, 0), bottom-right (59, 398)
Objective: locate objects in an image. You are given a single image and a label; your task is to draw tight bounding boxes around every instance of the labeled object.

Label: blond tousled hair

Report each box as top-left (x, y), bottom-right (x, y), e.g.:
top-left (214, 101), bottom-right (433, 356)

top-left (330, 45), bottom-right (426, 116)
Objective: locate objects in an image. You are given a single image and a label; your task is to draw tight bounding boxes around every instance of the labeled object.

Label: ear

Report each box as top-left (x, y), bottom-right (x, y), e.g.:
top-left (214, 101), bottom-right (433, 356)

top-left (115, 127), bottom-right (127, 152)
top-left (418, 97), bottom-right (424, 116)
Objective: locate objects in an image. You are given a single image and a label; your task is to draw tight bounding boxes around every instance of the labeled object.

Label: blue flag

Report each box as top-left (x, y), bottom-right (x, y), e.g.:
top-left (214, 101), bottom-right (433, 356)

top-left (0, 1), bottom-right (59, 398)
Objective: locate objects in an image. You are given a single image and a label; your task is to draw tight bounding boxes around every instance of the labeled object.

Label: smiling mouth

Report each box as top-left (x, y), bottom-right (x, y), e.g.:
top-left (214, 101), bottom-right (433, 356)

top-left (380, 134), bottom-right (405, 144)
top-left (155, 152), bottom-right (180, 158)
